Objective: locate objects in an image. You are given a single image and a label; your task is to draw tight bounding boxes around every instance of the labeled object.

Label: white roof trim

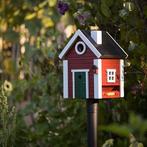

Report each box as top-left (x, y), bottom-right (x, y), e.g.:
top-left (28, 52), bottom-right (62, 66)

top-left (106, 32), bottom-right (128, 58)
top-left (59, 29), bottom-right (101, 59)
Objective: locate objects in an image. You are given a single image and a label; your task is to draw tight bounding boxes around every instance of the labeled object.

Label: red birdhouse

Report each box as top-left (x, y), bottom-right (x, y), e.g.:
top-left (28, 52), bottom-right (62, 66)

top-left (59, 29), bottom-right (128, 99)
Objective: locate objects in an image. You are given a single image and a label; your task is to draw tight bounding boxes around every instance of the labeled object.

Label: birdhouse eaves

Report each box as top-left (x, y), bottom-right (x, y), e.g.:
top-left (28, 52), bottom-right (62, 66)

top-left (59, 29), bottom-right (128, 59)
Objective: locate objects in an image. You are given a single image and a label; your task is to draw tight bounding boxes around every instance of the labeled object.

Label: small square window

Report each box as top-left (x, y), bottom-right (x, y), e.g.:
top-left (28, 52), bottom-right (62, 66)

top-left (107, 69), bottom-right (116, 83)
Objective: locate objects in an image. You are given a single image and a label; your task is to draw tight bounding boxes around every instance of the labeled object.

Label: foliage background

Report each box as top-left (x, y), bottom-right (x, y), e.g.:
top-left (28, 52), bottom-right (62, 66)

top-left (0, 0), bottom-right (147, 146)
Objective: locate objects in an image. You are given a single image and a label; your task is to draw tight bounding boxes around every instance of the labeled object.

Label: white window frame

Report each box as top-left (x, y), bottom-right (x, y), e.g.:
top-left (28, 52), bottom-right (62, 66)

top-left (107, 69), bottom-right (116, 83)
top-left (71, 69), bottom-right (89, 98)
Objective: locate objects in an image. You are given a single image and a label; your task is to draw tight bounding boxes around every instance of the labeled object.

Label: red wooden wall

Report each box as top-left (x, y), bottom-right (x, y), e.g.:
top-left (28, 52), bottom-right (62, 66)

top-left (101, 59), bottom-right (120, 98)
top-left (102, 59), bottom-right (120, 86)
top-left (64, 38), bottom-right (97, 98)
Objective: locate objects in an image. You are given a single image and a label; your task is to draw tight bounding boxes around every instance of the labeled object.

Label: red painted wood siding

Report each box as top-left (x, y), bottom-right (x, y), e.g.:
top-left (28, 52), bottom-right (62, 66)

top-left (65, 38), bottom-right (97, 98)
top-left (102, 86), bottom-right (120, 98)
top-left (101, 59), bottom-right (120, 98)
top-left (102, 59), bottom-right (120, 86)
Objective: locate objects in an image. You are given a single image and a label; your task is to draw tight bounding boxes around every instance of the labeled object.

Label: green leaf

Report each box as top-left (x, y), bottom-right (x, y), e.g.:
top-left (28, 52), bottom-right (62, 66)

top-left (100, 124), bottom-right (131, 137)
top-left (143, 5), bottom-right (147, 18)
top-left (102, 139), bottom-right (114, 147)
top-left (48, 0), bottom-right (57, 7)
top-left (102, 0), bottom-right (114, 7)
top-left (42, 17), bottom-right (54, 28)
top-left (4, 29), bottom-right (19, 42)
top-left (25, 13), bottom-right (36, 20)
top-left (101, 3), bottom-right (111, 17)
top-left (25, 19), bottom-right (41, 35)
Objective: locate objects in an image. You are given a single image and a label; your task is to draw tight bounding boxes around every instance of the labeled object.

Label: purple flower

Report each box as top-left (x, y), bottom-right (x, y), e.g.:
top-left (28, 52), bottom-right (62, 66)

top-left (57, 1), bottom-right (69, 15)
top-left (74, 11), bottom-right (91, 25)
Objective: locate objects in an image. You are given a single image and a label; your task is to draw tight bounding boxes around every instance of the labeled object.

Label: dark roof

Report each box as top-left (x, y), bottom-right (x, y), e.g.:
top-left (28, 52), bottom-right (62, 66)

top-left (81, 30), bottom-right (127, 59)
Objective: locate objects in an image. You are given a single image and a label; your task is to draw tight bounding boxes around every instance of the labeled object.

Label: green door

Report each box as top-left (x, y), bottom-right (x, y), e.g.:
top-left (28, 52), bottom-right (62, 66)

top-left (75, 72), bottom-right (86, 98)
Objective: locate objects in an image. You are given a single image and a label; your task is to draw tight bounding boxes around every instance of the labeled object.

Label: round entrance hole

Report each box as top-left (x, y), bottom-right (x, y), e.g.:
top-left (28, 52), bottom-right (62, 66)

top-left (75, 41), bottom-right (86, 55)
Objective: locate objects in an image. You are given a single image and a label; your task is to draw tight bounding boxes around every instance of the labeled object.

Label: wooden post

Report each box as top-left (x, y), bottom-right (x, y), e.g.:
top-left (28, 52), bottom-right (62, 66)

top-left (87, 100), bottom-right (98, 147)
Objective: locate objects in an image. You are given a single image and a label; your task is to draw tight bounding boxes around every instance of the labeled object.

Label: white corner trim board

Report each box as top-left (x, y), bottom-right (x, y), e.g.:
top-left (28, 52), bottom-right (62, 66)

top-left (63, 60), bottom-right (68, 98)
top-left (120, 59), bottom-right (124, 97)
top-left (59, 29), bottom-right (101, 59)
top-left (93, 59), bottom-right (99, 99)
top-left (93, 59), bottom-right (102, 99)
top-left (98, 59), bottom-right (102, 98)
top-left (71, 69), bottom-right (89, 99)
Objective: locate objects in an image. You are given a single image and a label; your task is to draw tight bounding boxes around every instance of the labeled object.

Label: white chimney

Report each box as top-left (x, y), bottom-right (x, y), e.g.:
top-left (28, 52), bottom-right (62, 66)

top-left (91, 31), bottom-right (102, 44)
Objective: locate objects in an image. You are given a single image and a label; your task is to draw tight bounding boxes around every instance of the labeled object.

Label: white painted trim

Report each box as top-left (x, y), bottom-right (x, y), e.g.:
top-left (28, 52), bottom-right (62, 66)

top-left (75, 41), bottom-right (86, 55)
top-left (72, 69), bottom-right (89, 98)
top-left (106, 32), bottom-right (128, 58)
top-left (91, 31), bottom-right (102, 44)
top-left (72, 71), bottom-right (75, 98)
top-left (71, 69), bottom-right (89, 72)
top-left (98, 59), bottom-right (102, 98)
top-left (106, 69), bottom-right (116, 83)
top-left (120, 59), bottom-right (124, 97)
top-left (59, 29), bottom-right (101, 59)
top-left (94, 59), bottom-right (99, 99)
top-left (63, 60), bottom-right (68, 98)
top-left (85, 71), bottom-right (89, 99)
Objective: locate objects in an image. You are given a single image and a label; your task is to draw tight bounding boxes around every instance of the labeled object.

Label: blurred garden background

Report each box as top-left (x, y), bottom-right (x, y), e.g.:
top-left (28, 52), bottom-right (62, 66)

top-left (0, 0), bottom-right (147, 146)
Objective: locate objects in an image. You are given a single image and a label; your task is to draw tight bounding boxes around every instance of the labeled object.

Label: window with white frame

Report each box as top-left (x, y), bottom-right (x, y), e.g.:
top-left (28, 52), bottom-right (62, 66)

top-left (107, 69), bottom-right (116, 83)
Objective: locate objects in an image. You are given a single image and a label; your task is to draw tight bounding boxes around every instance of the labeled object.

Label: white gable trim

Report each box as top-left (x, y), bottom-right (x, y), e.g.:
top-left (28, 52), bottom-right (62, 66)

top-left (59, 29), bottom-right (101, 59)
top-left (106, 32), bottom-right (128, 58)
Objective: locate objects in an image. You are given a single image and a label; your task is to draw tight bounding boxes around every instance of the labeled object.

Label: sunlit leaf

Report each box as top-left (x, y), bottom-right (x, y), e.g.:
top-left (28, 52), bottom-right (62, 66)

top-left (42, 17), bottom-right (54, 28)
top-left (38, 1), bottom-right (48, 8)
top-left (3, 58), bottom-right (13, 74)
top-left (37, 9), bottom-right (44, 18)
top-left (123, 2), bottom-right (135, 11)
top-left (25, 13), bottom-right (36, 20)
top-left (102, 139), bottom-right (114, 147)
top-left (48, 0), bottom-right (57, 7)
top-left (13, 10), bottom-right (20, 16)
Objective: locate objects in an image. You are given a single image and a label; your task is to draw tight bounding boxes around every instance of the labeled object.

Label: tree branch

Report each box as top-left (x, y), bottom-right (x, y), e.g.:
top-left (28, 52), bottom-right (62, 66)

top-left (133, 0), bottom-right (147, 27)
